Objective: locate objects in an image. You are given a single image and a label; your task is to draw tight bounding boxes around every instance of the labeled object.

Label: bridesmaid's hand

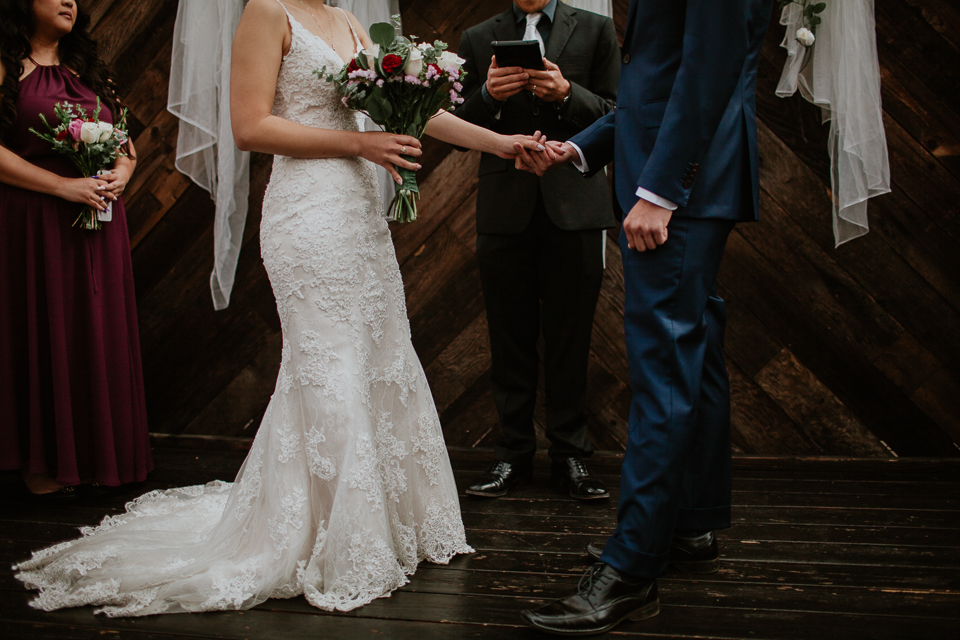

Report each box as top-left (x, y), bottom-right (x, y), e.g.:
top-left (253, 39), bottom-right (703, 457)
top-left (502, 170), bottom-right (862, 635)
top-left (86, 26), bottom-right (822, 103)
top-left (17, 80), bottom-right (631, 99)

top-left (57, 176), bottom-right (112, 211)
top-left (99, 164), bottom-right (133, 198)
top-left (358, 133), bottom-right (422, 185)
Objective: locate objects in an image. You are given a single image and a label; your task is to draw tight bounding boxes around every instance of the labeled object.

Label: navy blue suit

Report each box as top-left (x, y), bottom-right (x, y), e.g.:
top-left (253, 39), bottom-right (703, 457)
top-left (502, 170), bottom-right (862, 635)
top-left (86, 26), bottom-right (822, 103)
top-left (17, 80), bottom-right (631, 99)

top-left (569, 0), bottom-right (771, 580)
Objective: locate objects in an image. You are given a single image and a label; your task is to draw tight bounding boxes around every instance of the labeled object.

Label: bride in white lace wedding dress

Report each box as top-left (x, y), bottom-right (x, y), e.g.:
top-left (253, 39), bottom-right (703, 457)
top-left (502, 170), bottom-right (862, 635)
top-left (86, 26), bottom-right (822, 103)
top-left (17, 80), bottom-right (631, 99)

top-left (14, 0), bottom-right (547, 616)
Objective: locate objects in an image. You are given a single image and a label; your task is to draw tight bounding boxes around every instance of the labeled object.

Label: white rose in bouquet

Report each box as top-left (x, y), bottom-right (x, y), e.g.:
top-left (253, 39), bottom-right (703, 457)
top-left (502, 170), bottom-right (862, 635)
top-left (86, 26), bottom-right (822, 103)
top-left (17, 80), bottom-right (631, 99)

top-left (438, 50), bottom-right (466, 72)
top-left (796, 27), bottom-right (815, 47)
top-left (79, 121), bottom-right (101, 144)
top-left (97, 121), bottom-right (114, 142)
top-left (363, 44), bottom-right (380, 69)
top-left (405, 47), bottom-right (423, 77)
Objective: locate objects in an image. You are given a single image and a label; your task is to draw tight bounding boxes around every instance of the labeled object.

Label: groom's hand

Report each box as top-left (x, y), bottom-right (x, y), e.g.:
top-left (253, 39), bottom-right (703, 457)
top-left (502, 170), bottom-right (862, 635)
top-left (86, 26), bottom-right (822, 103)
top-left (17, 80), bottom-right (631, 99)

top-left (514, 140), bottom-right (574, 176)
top-left (623, 198), bottom-right (672, 251)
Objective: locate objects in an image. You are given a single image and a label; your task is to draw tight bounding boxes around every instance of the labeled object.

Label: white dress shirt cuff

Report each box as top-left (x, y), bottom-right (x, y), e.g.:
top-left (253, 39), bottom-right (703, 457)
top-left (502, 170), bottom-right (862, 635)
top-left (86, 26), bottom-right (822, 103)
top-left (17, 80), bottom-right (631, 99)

top-left (567, 142), bottom-right (589, 173)
top-left (635, 187), bottom-right (678, 211)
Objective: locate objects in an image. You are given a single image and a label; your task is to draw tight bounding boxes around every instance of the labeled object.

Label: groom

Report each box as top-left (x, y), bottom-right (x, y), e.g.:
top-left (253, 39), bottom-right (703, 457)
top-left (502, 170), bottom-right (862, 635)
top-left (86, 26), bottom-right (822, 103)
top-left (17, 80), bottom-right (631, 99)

top-left (516, 0), bottom-right (772, 634)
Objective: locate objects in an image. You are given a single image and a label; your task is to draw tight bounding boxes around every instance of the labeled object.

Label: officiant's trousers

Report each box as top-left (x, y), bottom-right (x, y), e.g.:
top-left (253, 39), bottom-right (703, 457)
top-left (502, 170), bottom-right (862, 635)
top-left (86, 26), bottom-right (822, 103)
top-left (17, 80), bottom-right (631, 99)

top-left (600, 217), bottom-right (735, 581)
top-left (476, 193), bottom-right (604, 464)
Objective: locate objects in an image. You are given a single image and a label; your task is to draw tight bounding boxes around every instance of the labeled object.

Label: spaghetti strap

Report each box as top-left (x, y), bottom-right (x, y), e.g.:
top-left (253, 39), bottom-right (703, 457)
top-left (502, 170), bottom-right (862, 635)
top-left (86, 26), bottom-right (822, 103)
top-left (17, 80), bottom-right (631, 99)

top-left (338, 7), bottom-right (362, 55)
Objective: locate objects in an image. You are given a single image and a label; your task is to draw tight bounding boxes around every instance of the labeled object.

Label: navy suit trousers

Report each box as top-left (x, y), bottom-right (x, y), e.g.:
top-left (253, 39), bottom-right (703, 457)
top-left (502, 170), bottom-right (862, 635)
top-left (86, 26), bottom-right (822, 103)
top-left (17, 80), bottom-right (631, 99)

top-left (600, 217), bottom-right (735, 580)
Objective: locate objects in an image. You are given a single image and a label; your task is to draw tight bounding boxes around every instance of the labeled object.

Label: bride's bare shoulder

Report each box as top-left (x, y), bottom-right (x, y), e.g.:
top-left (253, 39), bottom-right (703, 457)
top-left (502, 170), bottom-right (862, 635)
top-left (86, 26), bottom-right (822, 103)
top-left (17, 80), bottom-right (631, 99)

top-left (236, 0), bottom-right (292, 53)
top-left (241, 0), bottom-right (289, 29)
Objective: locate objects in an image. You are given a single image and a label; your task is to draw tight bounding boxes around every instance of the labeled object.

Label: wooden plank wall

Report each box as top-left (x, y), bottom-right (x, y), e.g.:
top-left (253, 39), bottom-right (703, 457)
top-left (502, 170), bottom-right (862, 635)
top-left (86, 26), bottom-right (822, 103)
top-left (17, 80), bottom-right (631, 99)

top-left (80, 0), bottom-right (960, 458)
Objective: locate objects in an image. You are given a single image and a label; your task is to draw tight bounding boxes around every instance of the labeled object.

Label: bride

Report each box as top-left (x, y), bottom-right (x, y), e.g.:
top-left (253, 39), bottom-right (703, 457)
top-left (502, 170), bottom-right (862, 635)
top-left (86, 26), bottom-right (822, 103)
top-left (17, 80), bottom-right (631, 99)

top-left (14, 0), bottom-right (548, 616)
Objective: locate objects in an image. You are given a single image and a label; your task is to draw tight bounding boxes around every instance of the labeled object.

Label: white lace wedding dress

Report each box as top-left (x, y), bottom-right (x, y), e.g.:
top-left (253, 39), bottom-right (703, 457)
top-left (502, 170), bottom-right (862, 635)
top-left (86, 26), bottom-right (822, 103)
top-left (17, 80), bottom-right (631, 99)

top-left (14, 5), bottom-right (471, 616)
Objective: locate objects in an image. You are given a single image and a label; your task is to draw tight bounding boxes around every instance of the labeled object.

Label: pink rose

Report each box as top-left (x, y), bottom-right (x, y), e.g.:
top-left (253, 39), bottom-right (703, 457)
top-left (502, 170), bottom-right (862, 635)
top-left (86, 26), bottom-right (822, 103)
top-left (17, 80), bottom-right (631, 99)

top-left (67, 119), bottom-right (84, 141)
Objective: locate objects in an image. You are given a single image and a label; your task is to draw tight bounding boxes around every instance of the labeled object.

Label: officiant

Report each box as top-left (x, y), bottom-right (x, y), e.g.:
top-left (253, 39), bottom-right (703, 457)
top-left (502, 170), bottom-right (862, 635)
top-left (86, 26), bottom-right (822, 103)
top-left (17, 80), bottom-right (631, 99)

top-left (455, 0), bottom-right (619, 499)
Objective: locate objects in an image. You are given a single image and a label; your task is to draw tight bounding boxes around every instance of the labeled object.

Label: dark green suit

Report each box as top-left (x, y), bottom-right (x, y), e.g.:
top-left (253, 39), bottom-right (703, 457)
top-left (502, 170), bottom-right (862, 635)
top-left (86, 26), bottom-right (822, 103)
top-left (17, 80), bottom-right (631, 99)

top-left (455, 1), bottom-right (619, 464)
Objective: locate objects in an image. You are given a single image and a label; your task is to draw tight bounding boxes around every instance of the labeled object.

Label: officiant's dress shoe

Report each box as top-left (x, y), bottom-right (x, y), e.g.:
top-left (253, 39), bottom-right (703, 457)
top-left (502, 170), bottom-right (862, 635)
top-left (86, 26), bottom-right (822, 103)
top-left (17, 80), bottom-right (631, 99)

top-left (521, 563), bottom-right (658, 635)
top-left (585, 530), bottom-right (720, 573)
top-left (465, 460), bottom-right (532, 497)
top-left (551, 457), bottom-right (609, 500)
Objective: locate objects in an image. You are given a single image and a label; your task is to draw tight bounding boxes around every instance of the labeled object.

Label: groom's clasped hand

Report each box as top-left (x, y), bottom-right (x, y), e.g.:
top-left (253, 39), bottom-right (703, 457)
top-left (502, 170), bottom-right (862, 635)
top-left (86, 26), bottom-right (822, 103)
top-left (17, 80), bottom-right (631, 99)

top-left (512, 139), bottom-right (674, 252)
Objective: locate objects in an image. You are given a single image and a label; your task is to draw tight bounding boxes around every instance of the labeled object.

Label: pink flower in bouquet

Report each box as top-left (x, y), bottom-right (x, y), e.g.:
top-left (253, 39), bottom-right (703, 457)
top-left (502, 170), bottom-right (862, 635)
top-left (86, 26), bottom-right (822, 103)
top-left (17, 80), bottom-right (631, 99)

top-left (67, 118), bottom-right (84, 141)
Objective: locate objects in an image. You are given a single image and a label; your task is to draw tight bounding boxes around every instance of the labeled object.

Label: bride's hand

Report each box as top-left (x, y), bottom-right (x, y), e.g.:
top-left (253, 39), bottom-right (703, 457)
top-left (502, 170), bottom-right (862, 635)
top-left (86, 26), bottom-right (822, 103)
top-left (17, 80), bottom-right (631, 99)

top-left (492, 131), bottom-right (548, 160)
top-left (358, 133), bottom-right (423, 184)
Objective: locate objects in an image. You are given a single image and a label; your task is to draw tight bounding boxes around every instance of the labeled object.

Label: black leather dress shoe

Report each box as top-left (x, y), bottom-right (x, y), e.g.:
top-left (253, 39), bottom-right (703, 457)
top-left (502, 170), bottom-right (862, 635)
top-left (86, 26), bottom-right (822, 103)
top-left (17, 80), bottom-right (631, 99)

top-left (521, 563), bottom-right (658, 635)
top-left (551, 457), bottom-right (609, 500)
top-left (585, 530), bottom-right (720, 573)
top-left (465, 460), bottom-right (532, 497)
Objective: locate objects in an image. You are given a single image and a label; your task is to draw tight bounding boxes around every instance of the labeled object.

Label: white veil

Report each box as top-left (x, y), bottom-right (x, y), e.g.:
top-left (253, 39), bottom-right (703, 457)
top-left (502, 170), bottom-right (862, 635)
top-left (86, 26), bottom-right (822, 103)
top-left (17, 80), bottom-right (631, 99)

top-left (562, 0), bottom-right (613, 16)
top-left (776, 1), bottom-right (890, 247)
top-left (168, 0), bottom-right (249, 310)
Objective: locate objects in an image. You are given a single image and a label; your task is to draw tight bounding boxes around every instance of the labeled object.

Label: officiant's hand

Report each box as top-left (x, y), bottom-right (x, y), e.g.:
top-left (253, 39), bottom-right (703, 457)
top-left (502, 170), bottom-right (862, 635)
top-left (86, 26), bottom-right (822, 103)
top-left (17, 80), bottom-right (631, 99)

top-left (486, 56), bottom-right (529, 102)
top-left (623, 198), bottom-right (672, 252)
top-left (525, 59), bottom-right (571, 103)
top-left (359, 133), bottom-right (422, 185)
top-left (514, 140), bottom-right (572, 176)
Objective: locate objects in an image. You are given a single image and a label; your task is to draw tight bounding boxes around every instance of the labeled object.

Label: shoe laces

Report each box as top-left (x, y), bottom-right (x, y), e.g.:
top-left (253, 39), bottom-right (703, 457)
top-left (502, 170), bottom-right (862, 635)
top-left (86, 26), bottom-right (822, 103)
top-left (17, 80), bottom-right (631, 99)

top-left (577, 563), bottom-right (612, 598)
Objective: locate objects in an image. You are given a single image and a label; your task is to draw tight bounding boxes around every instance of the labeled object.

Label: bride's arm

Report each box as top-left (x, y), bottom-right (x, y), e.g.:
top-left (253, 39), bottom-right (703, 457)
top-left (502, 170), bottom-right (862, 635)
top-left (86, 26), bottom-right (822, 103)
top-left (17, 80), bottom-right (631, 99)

top-left (230, 0), bottom-right (420, 181)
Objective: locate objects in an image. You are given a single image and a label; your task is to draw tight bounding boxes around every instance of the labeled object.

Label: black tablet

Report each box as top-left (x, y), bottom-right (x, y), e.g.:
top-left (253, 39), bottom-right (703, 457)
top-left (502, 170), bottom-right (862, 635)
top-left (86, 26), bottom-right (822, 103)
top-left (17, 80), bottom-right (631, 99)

top-left (491, 40), bottom-right (545, 70)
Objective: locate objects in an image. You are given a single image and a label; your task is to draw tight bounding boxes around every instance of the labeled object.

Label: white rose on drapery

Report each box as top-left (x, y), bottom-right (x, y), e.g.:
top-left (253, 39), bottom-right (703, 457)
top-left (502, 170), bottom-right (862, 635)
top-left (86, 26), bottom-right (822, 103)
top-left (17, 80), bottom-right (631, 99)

top-left (777, 1), bottom-right (891, 247)
top-left (168, 0), bottom-right (249, 310)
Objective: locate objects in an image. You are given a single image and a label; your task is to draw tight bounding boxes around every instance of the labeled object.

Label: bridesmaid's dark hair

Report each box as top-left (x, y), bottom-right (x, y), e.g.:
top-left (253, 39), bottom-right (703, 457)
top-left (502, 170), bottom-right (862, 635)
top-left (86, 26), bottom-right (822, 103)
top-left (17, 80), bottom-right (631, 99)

top-left (0, 0), bottom-right (120, 141)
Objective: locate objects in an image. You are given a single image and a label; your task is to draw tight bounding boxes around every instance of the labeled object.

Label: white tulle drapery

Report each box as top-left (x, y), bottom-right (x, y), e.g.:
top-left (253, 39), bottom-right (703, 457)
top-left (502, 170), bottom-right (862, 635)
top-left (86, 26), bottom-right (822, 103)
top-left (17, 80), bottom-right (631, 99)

top-left (168, 0), bottom-right (250, 310)
top-left (562, 0), bottom-right (613, 17)
top-left (331, 0), bottom-right (400, 219)
top-left (776, 1), bottom-right (890, 247)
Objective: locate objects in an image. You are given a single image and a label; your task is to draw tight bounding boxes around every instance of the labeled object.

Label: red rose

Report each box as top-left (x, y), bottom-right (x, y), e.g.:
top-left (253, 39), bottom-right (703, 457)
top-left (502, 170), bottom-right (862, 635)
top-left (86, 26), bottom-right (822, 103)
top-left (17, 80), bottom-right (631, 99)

top-left (56, 130), bottom-right (68, 142)
top-left (347, 59), bottom-right (359, 73)
top-left (381, 54), bottom-right (403, 74)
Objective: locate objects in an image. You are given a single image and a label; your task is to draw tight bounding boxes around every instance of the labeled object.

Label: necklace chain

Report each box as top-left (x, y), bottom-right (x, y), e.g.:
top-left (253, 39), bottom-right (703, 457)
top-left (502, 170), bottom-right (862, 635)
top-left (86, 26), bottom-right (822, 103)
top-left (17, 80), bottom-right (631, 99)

top-left (296, 0), bottom-right (336, 52)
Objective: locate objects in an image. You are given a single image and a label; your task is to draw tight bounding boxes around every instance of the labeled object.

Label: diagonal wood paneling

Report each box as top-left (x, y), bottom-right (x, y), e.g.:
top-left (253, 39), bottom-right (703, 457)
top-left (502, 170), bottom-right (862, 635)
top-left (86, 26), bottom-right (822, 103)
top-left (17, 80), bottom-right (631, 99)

top-left (74, 0), bottom-right (960, 458)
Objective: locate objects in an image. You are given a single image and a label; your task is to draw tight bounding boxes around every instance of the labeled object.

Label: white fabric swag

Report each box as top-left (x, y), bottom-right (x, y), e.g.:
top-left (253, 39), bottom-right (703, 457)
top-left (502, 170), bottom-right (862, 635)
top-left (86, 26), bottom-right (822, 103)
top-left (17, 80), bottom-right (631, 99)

top-left (168, 0), bottom-right (249, 311)
top-left (562, 0), bottom-right (613, 18)
top-left (777, 1), bottom-right (891, 246)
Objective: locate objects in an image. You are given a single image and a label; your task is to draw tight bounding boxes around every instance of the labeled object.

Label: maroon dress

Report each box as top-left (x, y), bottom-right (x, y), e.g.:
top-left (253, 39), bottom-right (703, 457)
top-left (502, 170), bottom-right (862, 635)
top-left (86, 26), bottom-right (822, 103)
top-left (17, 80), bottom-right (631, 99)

top-left (0, 64), bottom-right (153, 487)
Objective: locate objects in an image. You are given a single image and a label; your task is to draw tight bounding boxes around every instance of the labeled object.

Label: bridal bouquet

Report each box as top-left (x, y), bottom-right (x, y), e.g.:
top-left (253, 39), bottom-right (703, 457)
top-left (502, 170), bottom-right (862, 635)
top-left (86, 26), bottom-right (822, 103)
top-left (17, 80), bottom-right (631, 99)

top-left (30, 98), bottom-right (129, 230)
top-left (315, 17), bottom-right (466, 223)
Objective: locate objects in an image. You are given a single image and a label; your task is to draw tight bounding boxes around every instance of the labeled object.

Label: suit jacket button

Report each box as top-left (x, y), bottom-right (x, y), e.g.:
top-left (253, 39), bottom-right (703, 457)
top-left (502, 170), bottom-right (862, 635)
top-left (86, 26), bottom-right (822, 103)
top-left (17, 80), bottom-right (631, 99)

top-left (622, 53), bottom-right (631, 64)
top-left (532, 106), bottom-right (540, 116)
top-left (683, 177), bottom-right (694, 189)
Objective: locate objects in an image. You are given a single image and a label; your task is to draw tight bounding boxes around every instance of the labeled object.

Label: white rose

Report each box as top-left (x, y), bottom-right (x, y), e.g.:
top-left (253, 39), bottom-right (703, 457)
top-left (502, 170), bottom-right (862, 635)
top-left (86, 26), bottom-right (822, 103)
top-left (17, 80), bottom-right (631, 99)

top-left (362, 44), bottom-right (380, 69)
top-left (796, 27), bottom-right (815, 47)
top-left (438, 50), bottom-right (466, 71)
top-left (417, 42), bottom-right (431, 53)
top-left (79, 121), bottom-right (100, 144)
top-left (97, 121), bottom-right (114, 142)
top-left (404, 47), bottom-right (423, 77)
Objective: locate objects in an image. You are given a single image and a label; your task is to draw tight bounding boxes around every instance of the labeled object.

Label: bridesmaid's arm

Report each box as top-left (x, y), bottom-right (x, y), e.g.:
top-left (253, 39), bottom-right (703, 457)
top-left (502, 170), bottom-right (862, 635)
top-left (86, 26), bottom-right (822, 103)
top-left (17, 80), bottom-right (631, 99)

top-left (101, 138), bottom-right (136, 199)
top-left (0, 145), bottom-right (110, 211)
top-left (231, 0), bottom-right (419, 183)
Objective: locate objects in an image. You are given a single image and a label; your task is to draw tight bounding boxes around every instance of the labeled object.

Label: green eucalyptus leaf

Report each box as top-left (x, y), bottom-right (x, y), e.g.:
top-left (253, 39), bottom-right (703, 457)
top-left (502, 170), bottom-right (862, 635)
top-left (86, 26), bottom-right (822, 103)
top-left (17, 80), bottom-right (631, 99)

top-left (369, 22), bottom-right (396, 49)
top-left (813, 2), bottom-right (826, 12)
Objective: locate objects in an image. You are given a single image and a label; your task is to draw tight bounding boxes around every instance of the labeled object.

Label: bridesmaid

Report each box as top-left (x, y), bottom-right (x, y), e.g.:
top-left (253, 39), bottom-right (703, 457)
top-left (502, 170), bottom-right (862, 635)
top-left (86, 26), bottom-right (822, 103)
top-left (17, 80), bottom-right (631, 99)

top-left (0, 0), bottom-right (152, 498)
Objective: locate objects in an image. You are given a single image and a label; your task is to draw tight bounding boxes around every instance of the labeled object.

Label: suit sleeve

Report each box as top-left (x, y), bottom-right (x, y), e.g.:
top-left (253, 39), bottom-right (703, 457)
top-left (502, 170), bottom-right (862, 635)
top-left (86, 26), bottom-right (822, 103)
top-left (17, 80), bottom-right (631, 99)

top-left (453, 29), bottom-right (500, 130)
top-left (568, 108), bottom-right (616, 178)
top-left (561, 17), bottom-right (619, 131)
top-left (637, 0), bottom-right (754, 207)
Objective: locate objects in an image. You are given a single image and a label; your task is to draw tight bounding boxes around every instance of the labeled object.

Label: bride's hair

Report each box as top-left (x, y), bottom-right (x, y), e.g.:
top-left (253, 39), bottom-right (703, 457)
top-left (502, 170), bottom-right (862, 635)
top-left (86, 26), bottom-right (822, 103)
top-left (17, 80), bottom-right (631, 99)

top-left (0, 0), bottom-right (120, 141)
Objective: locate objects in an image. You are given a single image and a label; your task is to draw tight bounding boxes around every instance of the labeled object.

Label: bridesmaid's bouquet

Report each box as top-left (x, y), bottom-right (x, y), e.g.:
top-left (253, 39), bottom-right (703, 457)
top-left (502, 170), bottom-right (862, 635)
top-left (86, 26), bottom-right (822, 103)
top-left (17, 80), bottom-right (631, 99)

top-left (315, 17), bottom-right (466, 223)
top-left (30, 98), bottom-right (129, 230)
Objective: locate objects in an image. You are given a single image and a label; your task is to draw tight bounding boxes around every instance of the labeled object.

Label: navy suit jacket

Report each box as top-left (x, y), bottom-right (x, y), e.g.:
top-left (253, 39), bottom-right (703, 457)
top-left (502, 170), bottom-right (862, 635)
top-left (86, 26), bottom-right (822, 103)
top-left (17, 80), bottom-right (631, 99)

top-left (570, 0), bottom-right (772, 222)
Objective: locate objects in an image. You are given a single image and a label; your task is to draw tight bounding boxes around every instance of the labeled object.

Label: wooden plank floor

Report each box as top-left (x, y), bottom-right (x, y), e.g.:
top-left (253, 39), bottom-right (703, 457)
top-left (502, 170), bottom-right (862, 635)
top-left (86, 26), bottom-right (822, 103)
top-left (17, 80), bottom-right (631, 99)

top-left (2, 440), bottom-right (958, 639)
